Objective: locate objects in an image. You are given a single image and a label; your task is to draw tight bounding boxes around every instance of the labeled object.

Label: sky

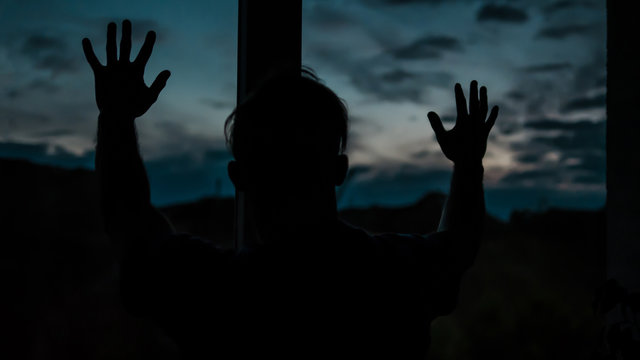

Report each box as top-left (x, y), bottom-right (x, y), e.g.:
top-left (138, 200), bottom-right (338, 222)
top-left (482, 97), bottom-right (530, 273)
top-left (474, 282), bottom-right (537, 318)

top-left (0, 0), bottom-right (606, 219)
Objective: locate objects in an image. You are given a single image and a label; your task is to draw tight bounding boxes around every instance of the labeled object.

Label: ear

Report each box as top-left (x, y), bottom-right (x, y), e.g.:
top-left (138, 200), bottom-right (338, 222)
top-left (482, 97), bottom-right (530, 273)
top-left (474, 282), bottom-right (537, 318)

top-left (334, 154), bottom-right (349, 186)
top-left (227, 160), bottom-right (247, 191)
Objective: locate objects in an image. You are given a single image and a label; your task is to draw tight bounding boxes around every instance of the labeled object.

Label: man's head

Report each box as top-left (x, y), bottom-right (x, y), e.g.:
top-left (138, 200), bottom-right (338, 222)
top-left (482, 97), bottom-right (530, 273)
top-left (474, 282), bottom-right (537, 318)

top-left (226, 68), bottom-right (349, 238)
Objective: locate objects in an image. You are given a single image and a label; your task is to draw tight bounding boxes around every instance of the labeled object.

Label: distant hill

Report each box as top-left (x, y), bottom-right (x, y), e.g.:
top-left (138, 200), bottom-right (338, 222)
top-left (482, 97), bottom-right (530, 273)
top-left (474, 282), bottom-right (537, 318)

top-left (0, 158), bottom-right (607, 359)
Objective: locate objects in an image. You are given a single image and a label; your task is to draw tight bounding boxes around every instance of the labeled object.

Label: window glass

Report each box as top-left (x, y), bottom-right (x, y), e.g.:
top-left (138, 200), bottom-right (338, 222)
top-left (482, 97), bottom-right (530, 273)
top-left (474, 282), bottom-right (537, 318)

top-left (302, 0), bottom-right (606, 219)
top-left (0, 0), bottom-right (237, 205)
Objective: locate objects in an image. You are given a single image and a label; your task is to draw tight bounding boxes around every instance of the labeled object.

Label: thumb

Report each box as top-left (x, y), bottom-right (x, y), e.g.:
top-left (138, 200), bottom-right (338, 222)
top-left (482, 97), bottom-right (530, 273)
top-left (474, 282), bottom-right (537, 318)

top-left (149, 70), bottom-right (171, 102)
top-left (428, 111), bottom-right (446, 139)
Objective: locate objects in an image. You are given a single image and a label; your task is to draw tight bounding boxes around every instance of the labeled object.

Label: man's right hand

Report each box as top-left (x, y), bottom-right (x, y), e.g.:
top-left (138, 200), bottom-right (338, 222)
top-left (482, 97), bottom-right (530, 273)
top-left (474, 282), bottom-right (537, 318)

top-left (82, 20), bottom-right (170, 118)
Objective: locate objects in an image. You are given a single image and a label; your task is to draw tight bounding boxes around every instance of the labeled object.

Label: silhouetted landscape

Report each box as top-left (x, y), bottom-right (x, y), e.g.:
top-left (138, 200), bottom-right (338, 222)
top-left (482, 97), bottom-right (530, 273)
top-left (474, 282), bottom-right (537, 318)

top-left (2, 158), bottom-right (606, 359)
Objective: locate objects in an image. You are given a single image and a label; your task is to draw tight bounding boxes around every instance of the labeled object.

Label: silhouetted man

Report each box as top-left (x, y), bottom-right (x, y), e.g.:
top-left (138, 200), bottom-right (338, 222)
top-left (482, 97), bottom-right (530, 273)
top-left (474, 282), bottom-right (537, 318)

top-left (83, 20), bottom-right (498, 359)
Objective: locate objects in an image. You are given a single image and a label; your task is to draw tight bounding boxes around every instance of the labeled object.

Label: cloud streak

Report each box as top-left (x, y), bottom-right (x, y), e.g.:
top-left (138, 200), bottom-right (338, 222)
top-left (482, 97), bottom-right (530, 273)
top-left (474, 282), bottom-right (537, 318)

top-left (536, 24), bottom-right (594, 39)
top-left (476, 4), bottom-right (529, 23)
top-left (21, 34), bottom-right (78, 74)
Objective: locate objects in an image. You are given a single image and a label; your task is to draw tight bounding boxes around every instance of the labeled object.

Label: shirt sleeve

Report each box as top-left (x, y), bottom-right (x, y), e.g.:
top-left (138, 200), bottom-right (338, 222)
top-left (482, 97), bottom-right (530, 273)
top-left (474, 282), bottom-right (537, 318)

top-left (370, 230), bottom-right (470, 318)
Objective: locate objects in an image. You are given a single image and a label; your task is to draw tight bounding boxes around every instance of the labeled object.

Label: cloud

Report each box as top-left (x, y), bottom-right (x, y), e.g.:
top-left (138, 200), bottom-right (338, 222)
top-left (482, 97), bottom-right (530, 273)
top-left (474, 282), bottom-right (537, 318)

top-left (566, 150), bottom-right (604, 173)
top-left (21, 34), bottom-right (66, 54)
top-left (391, 35), bottom-right (462, 60)
top-left (476, 4), bottom-right (529, 23)
top-left (524, 118), bottom-right (603, 132)
top-left (0, 106), bottom-right (51, 133)
top-left (411, 149), bottom-right (430, 159)
top-left (536, 24), bottom-right (594, 39)
top-left (0, 141), bottom-right (94, 169)
top-left (380, 69), bottom-right (414, 83)
top-left (515, 152), bottom-right (546, 164)
top-left (524, 118), bottom-right (605, 152)
top-left (200, 98), bottom-right (234, 110)
top-left (560, 93), bottom-right (605, 113)
top-left (506, 117), bottom-right (605, 191)
top-left (31, 128), bottom-right (76, 137)
top-left (349, 67), bottom-right (453, 103)
top-left (21, 34), bottom-right (78, 74)
top-left (521, 62), bottom-right (572, 73)
top-left (542, 1), bottom-right (595, 15)
top-left (3, 77), bottom-right (60, 99)
top-left (571, 50), bottom-right (606, 91)
top-left (306, 4), bottom-right (354, 29)
top-left (499, 168), bottom-right (562, 185)
top-left (505, 90), bottom-right (526, 101)
top-left (363, 0), bottom-right (446, 5)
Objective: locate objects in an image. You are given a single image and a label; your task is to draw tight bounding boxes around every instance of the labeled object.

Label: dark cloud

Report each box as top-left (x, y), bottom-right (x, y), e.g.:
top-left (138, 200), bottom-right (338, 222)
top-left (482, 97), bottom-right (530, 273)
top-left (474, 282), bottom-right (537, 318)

top-left (536, 24), bottom-right (594, 39)
top-left (566, 150), bottom-right (605, 174)
top-left (440, 114), bottom-right (456, 124)
top-left (506, 117), bottom-right (605, 190)
top-left (349, 67), bottom-right (452, 103)
top-left (498, 154), bottom-right (605, 188)
top-left (0, 106), bottom-right (51, 132)
top-left (524, 118), bottom-right (605, 151)
top-left (350, 69), bottom-right (420, 102)
top-left (27, 78), bottom-right (59, 93)
top-left (542, 1), bottom-right (595, 15)
top-left (570, 173), bottom-right (603, 185)
top-left (307, 4), bottom-right (353, 29)
top-left (531, 133), bottom-right (601, 151)
top-left (560, 93), bottom-right (605, 113)
top-left (476, 4), bottom-right (529, 23)
top-left (512, 120), bottom-right (606, 160)
top-left (21, 34), bottom-right (77, 74)
top-left (411, 150), bottom-right (430, 159)
top-left (500, 168), bottom-right (562, 185)
top-left (391, 35), bottom-right (462, 60)
top-left (506, 90), bottom-right (526, 101)
top-left (32, 128), bottom-right (76, 137)
top-left (21, 35), bottom-right (66, 54)
top-left (3, 78), bottom-right (59, 99)
top-left (200, 98), bottom-right (234, 110)
top-left (524, 118), bottom-right (603, 132)
top-left (380, 69), bottom-right (414, 83)
top-left (5, 89), bottom-right (20, 99)
top-left (571, 51), bottom-right (606, 91)
top-left (521, 62), bottom-right (572, 73)
top-left (364, 0), bottom-right (446, 5)
top-left (516, 152), bottom-right (546, 164)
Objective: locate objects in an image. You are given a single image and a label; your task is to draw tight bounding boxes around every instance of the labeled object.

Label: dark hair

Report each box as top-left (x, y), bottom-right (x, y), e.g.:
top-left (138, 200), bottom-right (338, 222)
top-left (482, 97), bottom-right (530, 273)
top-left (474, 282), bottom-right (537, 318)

top-left (224, 67), bottom-right (348, 162)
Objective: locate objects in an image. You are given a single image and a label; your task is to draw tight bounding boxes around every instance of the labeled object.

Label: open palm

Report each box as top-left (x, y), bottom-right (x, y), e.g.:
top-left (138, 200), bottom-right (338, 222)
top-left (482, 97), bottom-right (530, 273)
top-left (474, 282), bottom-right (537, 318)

top-left (82, 20), bottom-right (170, 118)
top-left (428, 81), bottom-right (499, 165)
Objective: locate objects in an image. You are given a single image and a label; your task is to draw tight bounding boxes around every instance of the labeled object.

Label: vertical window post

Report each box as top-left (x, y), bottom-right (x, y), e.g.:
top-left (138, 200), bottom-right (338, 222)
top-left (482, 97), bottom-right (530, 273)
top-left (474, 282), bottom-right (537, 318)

top-left (236, 0), bottom-right (302, 250)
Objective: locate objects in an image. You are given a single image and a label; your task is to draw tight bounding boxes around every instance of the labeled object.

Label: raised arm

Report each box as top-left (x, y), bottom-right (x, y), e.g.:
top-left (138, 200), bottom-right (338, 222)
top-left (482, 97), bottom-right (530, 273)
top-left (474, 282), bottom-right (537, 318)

top-left (82, 20), bottom-right (173, 254)
top-left (427, 81), bottom-right (498, 267)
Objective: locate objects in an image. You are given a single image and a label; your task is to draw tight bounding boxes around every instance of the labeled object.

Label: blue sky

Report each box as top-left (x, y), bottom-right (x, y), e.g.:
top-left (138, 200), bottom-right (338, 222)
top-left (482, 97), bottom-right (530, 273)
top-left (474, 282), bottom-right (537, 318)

top-left (0, 0), bottom-right (606, 219)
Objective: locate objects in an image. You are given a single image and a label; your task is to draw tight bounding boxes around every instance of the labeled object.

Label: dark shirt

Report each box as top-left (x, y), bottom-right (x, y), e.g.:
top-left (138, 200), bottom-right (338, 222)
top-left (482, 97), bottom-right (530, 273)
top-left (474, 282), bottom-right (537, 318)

top-left (121, 221), bottom-right (465, 359)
